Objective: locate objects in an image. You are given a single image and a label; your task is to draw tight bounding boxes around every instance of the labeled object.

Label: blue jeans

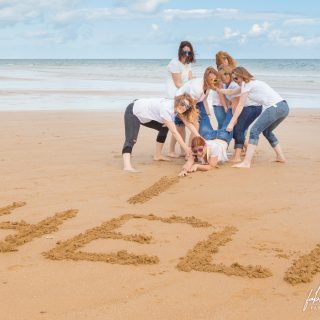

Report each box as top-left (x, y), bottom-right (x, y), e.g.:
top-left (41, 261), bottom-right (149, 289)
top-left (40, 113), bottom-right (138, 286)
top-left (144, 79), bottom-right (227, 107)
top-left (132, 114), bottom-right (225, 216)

top-left (213, 105), bottom-right (226, 129)
top-left (199, 103), bottom-right (233, 144)
top-left (249, 100), bottom-right (289, 147)
top-left (233, 105), bottom-right (262, 149)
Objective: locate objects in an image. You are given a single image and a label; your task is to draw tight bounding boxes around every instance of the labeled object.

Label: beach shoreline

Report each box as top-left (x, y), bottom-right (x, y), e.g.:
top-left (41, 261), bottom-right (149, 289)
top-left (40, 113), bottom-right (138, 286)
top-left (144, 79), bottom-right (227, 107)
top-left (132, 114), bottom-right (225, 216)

top-left (1, 109), bottom-right (320, 320)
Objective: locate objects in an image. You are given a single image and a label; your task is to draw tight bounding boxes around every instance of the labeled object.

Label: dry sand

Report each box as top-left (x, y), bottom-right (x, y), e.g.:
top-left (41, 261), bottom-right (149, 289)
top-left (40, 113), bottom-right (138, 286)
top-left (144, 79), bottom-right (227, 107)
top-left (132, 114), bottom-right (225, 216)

top-left (0, 109), bottom-right (320, 319)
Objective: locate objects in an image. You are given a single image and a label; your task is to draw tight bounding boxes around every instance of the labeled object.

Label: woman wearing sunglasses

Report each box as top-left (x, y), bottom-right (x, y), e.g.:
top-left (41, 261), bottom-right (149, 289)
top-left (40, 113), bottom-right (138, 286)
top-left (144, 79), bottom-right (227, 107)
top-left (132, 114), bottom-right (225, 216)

top-left (218, 66), bottom-right (263, 163)
top-left (217, 66), bottom-right (289, 168)
top-left (178, 109), bottom-right (234, 176)
top-left (174, 67), bottom-right (220, 142)
top-left (122, 93), bottom-right (199, 172)
top-left (166, 41), bottom-right (196, 158)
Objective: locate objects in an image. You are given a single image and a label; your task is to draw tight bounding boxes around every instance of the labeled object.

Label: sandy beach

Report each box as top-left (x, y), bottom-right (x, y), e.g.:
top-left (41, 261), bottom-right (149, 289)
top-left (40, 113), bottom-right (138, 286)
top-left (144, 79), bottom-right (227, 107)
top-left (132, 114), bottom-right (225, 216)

top-left (1, 109), bottom-right (320, 320)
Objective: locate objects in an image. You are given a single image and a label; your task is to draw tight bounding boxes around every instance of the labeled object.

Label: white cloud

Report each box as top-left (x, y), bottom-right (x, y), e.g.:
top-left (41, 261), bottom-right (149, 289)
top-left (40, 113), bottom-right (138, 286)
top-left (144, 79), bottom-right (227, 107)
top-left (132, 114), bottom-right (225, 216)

top-left (152, 23), bottom-right (159, 31)
top-left (284, 18), bottom-right (320, 26)
top-left (223, 27), bottom-right (240, 39)
top-left (289, 35), bottom-right (320, 46)
top-left (248, 22), bottom-right (270, 37)
top-left (115, 0), bottom-right (169, 13)
top-left (163, 8), bottom-right (239, 21)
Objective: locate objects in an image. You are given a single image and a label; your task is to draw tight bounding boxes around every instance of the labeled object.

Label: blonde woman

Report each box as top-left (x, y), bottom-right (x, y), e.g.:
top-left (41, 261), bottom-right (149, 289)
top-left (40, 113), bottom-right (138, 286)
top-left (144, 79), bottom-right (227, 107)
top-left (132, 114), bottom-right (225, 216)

top-left (122, 93), bottom-right (199, 172)
top-left (217, 66), bottom-right (289, 168)
top-left (173, 67), bottom-right (220, 146)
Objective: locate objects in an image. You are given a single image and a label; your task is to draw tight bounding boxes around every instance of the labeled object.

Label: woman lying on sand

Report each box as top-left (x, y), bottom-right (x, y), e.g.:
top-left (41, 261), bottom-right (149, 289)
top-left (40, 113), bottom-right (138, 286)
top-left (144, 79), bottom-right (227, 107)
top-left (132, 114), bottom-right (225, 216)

top-left (217, 66), bottom-right (290, 168)
top-left (122, 93), bottom-right (199, 172)
top-left (179, 107), bottom-right (233, 176)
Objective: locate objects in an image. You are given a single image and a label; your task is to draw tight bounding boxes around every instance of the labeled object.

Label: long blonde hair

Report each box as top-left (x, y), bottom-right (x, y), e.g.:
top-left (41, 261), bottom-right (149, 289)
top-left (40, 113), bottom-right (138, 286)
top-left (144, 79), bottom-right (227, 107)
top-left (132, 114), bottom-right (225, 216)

top-left (174, 93), bottom-right (199, 124)
top-left (203, 66), bottom-right (219, 91)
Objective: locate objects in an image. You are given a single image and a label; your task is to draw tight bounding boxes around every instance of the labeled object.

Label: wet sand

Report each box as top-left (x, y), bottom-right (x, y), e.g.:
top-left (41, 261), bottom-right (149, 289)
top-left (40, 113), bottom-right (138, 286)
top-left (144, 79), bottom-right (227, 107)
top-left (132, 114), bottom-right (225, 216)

top-left (0, 109), bottom-right (320, 319)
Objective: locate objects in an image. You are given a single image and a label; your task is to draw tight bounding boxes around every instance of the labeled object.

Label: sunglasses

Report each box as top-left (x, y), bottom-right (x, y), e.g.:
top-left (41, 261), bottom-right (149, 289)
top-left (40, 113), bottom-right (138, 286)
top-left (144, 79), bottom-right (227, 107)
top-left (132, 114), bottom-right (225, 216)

top-left (232, 74), bottom-right (240, 81)
top-left (182, 50), bottom-right (193, 56)
top-left (180, 101), bottom-right (192, 110)
top-left (192, 146), bottom-right (205, 154)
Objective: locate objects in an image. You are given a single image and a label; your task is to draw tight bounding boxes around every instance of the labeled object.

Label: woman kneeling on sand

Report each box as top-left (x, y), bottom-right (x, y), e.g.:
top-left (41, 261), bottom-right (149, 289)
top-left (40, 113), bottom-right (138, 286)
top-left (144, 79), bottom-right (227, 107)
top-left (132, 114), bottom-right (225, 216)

top-left (122, 93), bottom-right (199, 172)
top-left (217, 66), bottom-right (290, 168)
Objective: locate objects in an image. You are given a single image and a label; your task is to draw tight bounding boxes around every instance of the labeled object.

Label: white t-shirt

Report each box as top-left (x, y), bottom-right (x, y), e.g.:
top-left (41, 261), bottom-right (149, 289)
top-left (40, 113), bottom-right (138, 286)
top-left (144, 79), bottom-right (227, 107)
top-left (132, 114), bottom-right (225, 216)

top-left (211, 90), bottom-right (222, 106)
top-left (207, 140), bottom-right (228, 162)
top-left (225, 81), bottom-right (260, 107)
top-left (224, 81), bottom-right (240, 103)
top-left (133, 98), bottom-right (176, 124)
top-left (198, 140), bottom-right (228, 164)
top-left (241, 80), bottom-right (283, 108)
top-left (176, 78), bottom-right (207, 102)
top-left (166, 58), bottom-right (192, 99)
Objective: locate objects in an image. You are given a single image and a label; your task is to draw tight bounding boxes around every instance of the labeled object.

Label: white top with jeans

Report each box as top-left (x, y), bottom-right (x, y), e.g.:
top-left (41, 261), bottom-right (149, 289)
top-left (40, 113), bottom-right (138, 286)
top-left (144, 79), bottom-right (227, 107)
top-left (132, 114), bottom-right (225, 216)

top-left (241, 80), bottom-right (283, 108)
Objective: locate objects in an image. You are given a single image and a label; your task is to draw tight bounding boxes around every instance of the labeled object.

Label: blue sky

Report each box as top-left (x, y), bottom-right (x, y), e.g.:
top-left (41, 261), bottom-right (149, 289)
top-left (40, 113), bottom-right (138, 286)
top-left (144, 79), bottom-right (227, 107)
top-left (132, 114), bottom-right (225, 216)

top-left (0, 0), bottom-right (319, 59)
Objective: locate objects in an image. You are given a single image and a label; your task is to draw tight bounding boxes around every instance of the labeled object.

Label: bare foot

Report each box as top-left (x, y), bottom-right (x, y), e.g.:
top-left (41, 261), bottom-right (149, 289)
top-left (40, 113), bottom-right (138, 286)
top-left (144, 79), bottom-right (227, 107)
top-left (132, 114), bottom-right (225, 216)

top-left (270, 156), bottom-right (286, 163)
top-left (154, 155), bottom-right (171, 161)
top-left (229, 157), bottom-right (242, 163)
top-left (232, 161), bottom-right (251, 168)
top-left (167, 152), bottom-right (180, 158)
top-left (123, 168), bottom-right (141, 173)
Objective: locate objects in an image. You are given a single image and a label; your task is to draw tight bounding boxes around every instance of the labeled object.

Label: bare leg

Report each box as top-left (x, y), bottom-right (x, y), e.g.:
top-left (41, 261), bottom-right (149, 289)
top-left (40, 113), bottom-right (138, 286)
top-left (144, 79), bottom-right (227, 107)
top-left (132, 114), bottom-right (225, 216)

top-left (232, 144), bottom-right (256, 168)
top-left (154, 142), bottom-right (171, 161)
top-left (229, 148), bottom-right (242, 162)
top-left (271, 144), bottom-right (286, 163)
top-left (168, 126), bottom-right (186, 158)
top-left (123, 153), bottom-right (140, 172)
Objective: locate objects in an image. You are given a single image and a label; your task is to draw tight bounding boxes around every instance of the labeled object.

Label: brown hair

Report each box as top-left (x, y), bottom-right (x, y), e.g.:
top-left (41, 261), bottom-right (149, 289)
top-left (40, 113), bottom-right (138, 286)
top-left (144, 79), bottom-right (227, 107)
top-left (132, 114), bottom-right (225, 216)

top-left (178, 41), bottom-right (196, 64)
top-left (174, 93), bottom-right (198, 124)
top-left (232, 66), bottom-right (254, 83)
top-left (215, 51), bottom-right (237, 69)
top-left (203, 66), bottom-right (219, 91)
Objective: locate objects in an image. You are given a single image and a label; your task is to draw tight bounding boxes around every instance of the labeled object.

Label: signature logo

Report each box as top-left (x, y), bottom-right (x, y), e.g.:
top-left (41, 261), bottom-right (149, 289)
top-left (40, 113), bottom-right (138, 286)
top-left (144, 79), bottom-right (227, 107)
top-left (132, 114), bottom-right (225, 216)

top-left (303, 285), bottom-right (320, 311)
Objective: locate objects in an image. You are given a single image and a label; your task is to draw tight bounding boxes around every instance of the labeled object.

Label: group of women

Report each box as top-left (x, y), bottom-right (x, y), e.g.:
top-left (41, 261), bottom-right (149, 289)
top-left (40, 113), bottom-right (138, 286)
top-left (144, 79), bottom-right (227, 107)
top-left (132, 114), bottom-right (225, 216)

top-left (122, 41), bottom-right (290, 175)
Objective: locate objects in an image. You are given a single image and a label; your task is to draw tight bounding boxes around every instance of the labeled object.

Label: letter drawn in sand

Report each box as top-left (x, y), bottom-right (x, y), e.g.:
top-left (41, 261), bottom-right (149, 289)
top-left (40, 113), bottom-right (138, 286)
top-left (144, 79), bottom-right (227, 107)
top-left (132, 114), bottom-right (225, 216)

top-left (127, 176), bottom-right (179, 204)
top-left (0, 202), bottom-right (26, 216)
top-left (43, 214), bottom-right (211, 265)
top-left (0, 209), bottom-right (78, 252)
top-left (284, 244), bottom-right (320, 285)
top-left (177, 226), bottom-right (272, 278)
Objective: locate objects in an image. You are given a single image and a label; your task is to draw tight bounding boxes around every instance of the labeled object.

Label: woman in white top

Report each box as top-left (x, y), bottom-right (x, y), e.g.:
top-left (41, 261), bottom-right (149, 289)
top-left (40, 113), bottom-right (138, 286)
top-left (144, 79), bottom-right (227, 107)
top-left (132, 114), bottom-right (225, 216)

top-left (179, 107), bottom-right (235, 176)
top-left (217, 67), bottom-right (289, 168)
top-left (166, 41), bottom-right (195, 157)
top-left (122, 93), bottom-right (199, 172)
top-left (218, 66), bottom-right (263, 162)
top-left (174, 67), bottom-right (219, 144)
top-left (178, 136), bottom-right (228, 177)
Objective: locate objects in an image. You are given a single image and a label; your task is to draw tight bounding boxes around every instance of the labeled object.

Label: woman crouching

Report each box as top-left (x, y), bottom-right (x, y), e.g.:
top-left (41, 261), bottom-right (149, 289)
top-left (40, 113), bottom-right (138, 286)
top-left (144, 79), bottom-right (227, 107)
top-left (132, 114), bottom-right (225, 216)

top-left (122, 93), bottom-right (199, 172)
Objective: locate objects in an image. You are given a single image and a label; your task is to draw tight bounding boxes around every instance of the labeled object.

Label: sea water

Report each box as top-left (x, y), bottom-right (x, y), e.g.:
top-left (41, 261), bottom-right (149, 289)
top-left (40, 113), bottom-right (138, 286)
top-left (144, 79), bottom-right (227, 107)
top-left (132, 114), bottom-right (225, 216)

top-left (0, 59), bottom-right (319, 111)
